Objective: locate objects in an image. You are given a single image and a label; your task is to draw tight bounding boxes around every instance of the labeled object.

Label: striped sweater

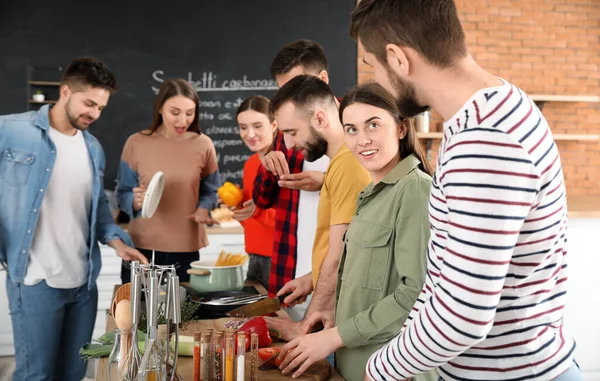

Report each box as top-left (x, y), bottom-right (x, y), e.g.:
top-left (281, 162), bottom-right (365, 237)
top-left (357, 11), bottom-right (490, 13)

top-left (366, 79), bottom-right (575, 381)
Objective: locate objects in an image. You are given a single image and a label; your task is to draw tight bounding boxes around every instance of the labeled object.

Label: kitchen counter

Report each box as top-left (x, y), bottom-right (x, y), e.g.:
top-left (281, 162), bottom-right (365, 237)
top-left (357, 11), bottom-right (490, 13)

top-left (567, 194), bottom-right (600, 218)
top-left (206, 225), bottom-right (244, 234)
top-left (95, 280), bottom-right (345, 380)
top-left (117, 223), bottom-right (244, 235)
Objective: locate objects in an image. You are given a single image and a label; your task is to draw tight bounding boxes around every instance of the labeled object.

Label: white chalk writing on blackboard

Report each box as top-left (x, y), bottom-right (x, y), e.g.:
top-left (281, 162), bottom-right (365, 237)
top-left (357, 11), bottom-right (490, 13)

top-left (205, 125), bottom-right (240, 135)
top-left (223, 154), bottom-right (251, 165)
top-left (152, 70), bottom-right (278, 94)
top-left (213, 139), bottom-right (245, 149)
top-left (218, 169), bottom-right (244, 182)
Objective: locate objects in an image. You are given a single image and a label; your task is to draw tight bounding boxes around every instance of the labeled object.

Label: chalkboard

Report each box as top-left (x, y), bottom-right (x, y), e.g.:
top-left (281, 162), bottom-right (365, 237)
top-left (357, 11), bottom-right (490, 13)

top-left (0, 0), bottom-right (357, 189)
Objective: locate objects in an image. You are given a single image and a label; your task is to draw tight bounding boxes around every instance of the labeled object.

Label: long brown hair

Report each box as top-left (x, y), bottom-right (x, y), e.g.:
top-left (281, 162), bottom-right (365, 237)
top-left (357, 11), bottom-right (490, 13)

top-left (339, 83), bottom-right (433, 176)
top-left (236, 95), bottom-right (275, 123)
top-left (145, 78), bottom-right (201, 135)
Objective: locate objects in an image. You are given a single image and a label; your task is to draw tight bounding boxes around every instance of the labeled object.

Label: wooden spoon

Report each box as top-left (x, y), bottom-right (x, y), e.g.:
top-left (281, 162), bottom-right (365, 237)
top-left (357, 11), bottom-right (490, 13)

top-left (114, 299), bottom-right (133, 377)
top-left (114, 299), bottom-right (132, 331)
top-left (111, 283), bottom-right (131, 317)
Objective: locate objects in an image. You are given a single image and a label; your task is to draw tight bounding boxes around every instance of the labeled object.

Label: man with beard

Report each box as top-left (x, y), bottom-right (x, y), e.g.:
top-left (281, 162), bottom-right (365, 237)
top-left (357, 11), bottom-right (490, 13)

top-left (0, 56), bottom-right (147, 381)
top-left (253, 40), bottom-right (332, 328)
top-left (267, 74), bottom-right (371, 340)
top-left (349, 1), bottom-right (581, 381)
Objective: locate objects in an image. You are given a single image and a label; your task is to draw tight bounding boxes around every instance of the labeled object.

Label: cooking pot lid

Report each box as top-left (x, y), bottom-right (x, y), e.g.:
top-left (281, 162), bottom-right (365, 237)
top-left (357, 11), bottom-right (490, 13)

top-left (141, 171), bottom-right (165, 219)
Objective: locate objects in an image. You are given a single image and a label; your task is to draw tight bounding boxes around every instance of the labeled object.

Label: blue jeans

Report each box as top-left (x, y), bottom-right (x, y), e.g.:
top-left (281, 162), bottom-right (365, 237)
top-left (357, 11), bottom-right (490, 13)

top-left (6, 278), bottom-right (98, 381)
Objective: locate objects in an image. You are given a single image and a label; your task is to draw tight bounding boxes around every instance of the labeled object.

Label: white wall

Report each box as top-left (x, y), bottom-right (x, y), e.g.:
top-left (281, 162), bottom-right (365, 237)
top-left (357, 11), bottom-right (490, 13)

top-left (562, 218), bottom-right (600, 381)
top-left (0, 270), bottom-right (12, 356)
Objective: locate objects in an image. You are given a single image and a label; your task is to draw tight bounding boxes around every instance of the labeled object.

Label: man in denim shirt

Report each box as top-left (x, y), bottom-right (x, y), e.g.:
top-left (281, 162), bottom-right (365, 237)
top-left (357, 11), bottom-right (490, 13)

top-left (0, 57), bottom-right (147, 381)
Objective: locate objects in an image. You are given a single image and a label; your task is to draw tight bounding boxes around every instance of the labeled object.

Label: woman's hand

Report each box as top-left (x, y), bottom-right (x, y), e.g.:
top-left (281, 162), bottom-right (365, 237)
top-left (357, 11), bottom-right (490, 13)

top-left (232, 200), bottom-right (256, 222)
top-left (279, 327), bottom-right (344, 378)
top-left (187, 207), bottom-right (217, 225)
top-left (132, 185), bottom-right (146, 212)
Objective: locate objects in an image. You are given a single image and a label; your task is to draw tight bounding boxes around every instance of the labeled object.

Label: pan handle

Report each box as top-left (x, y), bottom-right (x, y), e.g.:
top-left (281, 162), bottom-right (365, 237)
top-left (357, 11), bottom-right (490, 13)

top-left (187, 269), bottom-right (211, 276)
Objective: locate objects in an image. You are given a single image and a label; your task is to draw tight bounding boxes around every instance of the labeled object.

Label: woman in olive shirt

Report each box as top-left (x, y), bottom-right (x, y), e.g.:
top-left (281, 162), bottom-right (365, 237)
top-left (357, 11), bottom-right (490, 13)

top-left (278, 84), bottom-right (437, 381)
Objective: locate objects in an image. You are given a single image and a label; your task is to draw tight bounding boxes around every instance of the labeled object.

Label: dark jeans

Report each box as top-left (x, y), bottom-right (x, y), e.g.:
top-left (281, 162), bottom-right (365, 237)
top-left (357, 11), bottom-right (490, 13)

top-left (6, 279), bottom-right (98, 381)
top-left (120, 248), bottom-right (199, 283)
top-left (246, 254), bottom-right (271, 290)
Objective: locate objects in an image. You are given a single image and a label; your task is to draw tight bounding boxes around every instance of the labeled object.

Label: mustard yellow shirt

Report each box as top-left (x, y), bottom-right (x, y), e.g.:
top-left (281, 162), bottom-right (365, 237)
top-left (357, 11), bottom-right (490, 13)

top-left (311, 144), bottom-right (371, 287)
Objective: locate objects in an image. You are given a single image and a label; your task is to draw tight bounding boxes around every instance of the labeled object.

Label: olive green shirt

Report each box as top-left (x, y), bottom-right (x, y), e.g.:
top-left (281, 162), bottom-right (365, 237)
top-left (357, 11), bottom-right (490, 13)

top-left (335, 154), bottom-right (437, 381)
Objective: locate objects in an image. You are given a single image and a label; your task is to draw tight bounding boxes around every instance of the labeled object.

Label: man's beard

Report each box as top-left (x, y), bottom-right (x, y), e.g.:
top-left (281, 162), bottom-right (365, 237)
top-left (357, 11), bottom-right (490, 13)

top-left (65, 99), bottom-right (92, 131)
top-left (387, 66), bottom-right (429, 118)
top-left (302, 125), bottom-right (328, 162)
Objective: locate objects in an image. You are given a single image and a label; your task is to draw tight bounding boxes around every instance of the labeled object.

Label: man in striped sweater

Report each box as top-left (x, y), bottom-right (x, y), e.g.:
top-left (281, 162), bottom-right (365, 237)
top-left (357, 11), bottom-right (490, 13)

top-left (350, 1), bottom-right (581, 381)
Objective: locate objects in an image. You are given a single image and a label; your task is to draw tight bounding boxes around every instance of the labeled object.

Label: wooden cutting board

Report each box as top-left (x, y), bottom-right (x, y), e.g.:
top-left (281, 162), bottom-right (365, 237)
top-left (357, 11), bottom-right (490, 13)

top-left (97, 316), bottom-right (341, 380)
top-left (96, 282), bottom-right (343, 381)
top-left (256, 359), bottom-right (331, 380)
top-left (195, 318), bottom-right (331, 380)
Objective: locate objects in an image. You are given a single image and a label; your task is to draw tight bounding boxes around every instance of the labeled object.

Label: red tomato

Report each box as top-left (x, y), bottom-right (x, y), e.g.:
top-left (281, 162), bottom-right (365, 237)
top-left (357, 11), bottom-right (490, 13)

top-left (258, 347), bottom-right (281, 362)
top-left (274, 350), bottom-right (289, 367)
top-left (274, 356), bottom-right (283, 367)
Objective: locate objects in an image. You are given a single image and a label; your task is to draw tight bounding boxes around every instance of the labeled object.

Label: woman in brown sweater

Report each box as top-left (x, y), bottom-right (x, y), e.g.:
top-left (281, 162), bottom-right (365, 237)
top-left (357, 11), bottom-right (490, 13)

top-left (116, 78), bottom-right (221, 282)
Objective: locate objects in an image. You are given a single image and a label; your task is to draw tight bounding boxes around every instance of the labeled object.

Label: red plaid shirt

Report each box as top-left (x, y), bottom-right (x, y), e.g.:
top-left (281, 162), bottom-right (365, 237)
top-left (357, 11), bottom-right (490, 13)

top-left (252, 131), bottom-right (303, 297)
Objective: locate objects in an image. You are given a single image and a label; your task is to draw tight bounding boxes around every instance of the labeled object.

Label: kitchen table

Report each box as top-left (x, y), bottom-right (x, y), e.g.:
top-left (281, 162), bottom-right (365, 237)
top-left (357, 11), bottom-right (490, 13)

top-left (95, 280), bottom-right (345, 380)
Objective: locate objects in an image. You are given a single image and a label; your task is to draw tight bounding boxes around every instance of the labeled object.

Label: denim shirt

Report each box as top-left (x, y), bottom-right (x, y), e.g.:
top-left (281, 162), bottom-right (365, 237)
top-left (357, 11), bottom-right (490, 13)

top-left (0, 105), bottom-right (133, 288)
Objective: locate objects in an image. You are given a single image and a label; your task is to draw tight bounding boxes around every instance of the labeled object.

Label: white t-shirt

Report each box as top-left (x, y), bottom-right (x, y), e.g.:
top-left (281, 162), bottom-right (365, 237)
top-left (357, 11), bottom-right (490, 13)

top-left (295, 155), bottom-right (330, 279)
top-left (24, 127), bottom-right (93, 288)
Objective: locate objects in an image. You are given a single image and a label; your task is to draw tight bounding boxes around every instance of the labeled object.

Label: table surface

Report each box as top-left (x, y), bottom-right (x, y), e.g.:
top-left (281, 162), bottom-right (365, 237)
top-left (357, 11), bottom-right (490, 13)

top-left (95, 281), bottom-right (345, 380)
top-left (566, 194), bottom-right (600, 218)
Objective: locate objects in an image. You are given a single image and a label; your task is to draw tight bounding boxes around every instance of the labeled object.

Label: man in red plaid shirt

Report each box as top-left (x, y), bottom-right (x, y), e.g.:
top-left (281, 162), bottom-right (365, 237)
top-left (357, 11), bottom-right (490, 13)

top-left (252, 40), bottom-right (331, 322)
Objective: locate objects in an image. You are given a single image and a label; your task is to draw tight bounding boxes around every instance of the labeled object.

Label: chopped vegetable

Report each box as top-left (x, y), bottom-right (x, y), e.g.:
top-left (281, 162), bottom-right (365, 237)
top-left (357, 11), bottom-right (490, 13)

top-left (275, 351), bottom-right (289, 368)
top-left (258, 347), bottom-right (280, 361)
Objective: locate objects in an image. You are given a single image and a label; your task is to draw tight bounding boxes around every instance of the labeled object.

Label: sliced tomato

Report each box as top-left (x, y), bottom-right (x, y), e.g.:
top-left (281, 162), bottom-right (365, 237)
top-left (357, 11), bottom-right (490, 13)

top-left (258, 347), bottom-right (281, 362)
top-left (274, 350), bottom-right (289, 367)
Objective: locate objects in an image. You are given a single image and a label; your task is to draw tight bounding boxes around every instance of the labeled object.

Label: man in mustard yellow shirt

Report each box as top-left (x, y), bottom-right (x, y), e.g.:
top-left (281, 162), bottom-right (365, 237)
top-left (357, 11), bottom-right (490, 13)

top-left (267, 75), bottom-right (371, 338)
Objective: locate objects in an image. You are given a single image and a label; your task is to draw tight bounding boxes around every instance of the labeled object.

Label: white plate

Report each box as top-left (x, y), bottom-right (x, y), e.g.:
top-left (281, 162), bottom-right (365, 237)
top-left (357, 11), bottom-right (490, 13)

top-left (141, 171), bottom-right (164, 219)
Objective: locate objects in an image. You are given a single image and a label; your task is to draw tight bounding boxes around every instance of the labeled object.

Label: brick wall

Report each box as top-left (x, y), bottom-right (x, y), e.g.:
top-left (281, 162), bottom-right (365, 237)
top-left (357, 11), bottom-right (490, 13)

top-left (356, 0), bottom-right (600, 195)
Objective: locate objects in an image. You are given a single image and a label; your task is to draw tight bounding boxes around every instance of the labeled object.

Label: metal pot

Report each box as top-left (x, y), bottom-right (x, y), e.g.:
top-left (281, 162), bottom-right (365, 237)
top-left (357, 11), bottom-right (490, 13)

top-left (186, 260), bottom-right (244, 293)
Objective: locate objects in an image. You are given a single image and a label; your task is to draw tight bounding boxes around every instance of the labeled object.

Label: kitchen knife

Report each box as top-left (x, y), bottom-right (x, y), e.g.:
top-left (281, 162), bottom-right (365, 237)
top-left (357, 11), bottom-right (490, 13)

top-left (258, 352), bottom-right (280, 371)
top-left (225, 294), bottom-right (290, 317)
